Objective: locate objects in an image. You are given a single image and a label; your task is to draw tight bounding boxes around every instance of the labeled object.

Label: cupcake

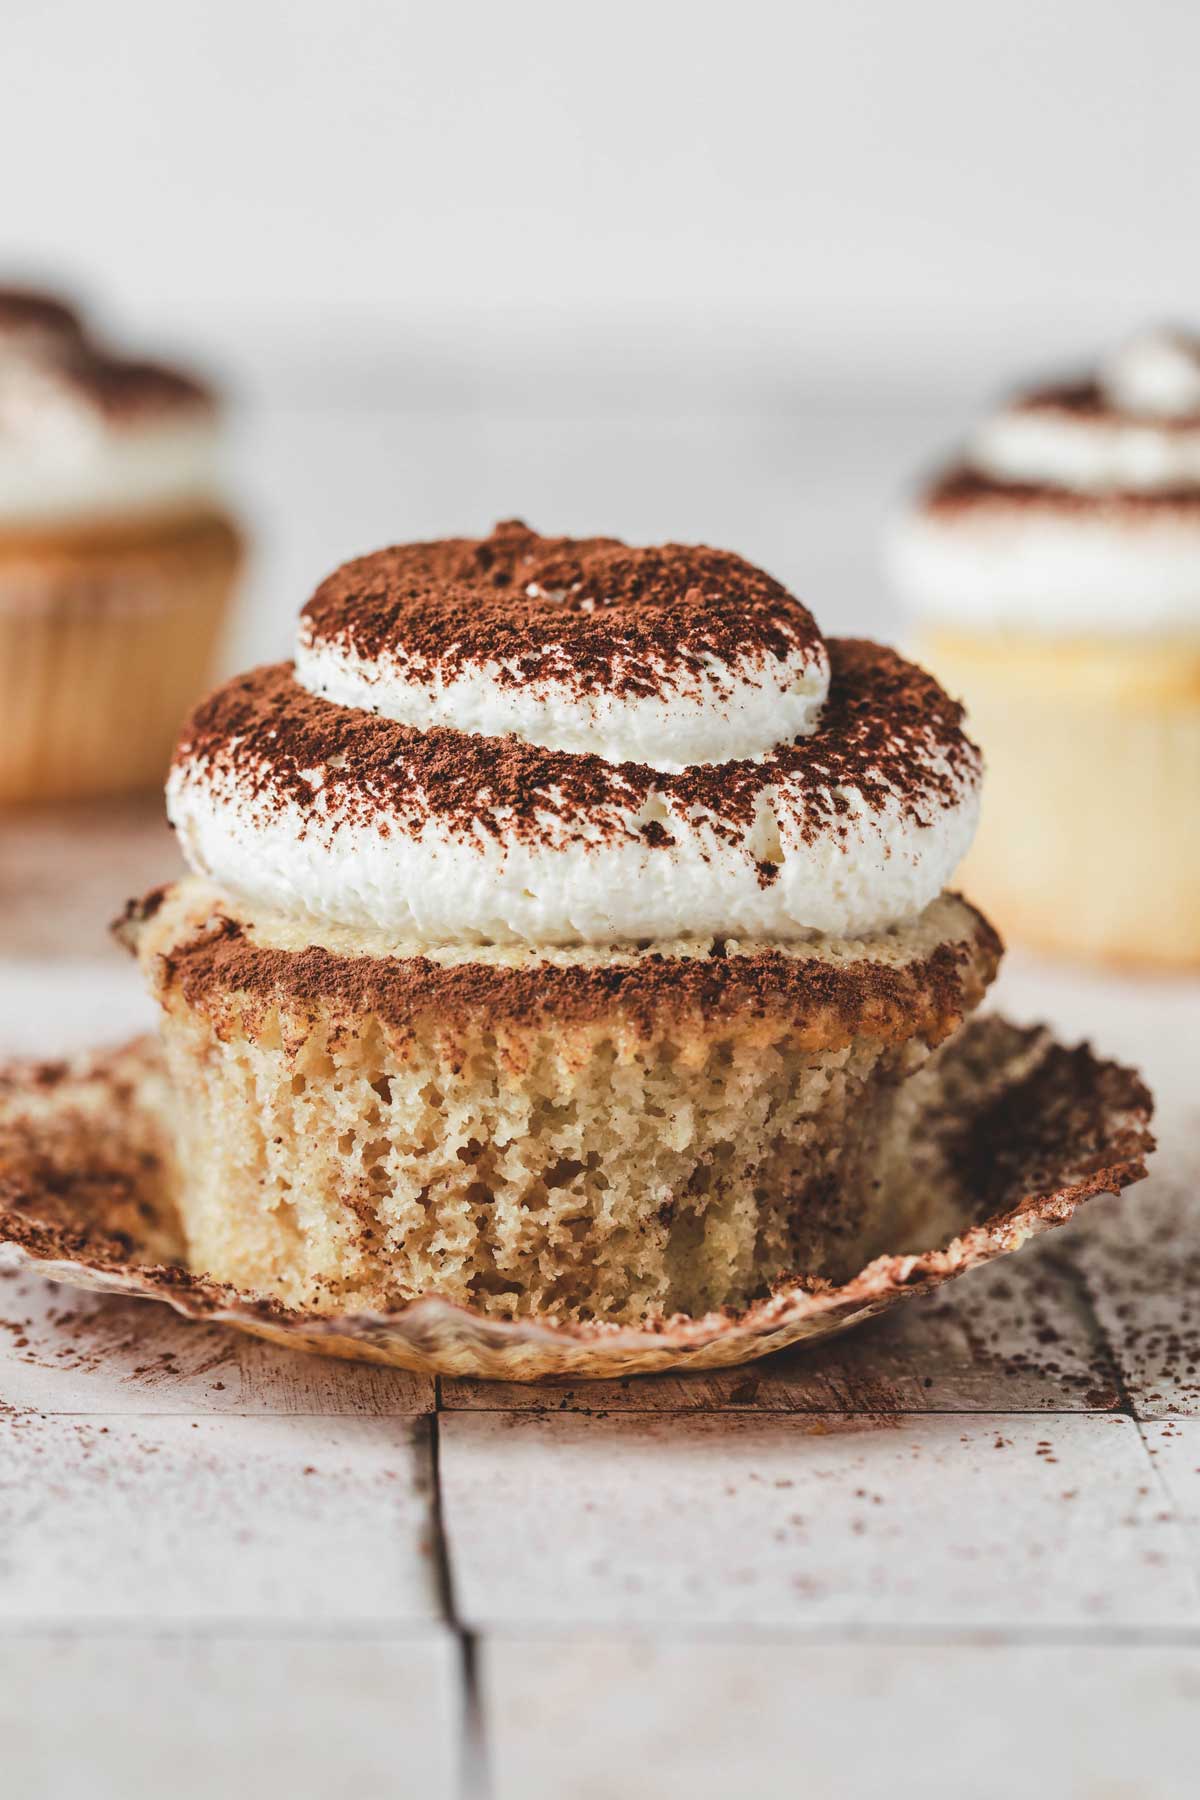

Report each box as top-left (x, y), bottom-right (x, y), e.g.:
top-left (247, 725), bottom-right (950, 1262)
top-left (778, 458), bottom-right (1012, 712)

top-left (120, 522), bottom-right (997, 1326)
top-left (0, 286), bottom-right (243, 804)
top-left (890, 328), bottom-right (1200, 967)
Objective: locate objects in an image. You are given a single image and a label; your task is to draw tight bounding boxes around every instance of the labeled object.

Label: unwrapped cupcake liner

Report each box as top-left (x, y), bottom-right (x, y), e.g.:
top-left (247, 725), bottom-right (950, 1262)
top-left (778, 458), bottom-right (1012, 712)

top-left (0, 1018), bottom-right (1152, 1381)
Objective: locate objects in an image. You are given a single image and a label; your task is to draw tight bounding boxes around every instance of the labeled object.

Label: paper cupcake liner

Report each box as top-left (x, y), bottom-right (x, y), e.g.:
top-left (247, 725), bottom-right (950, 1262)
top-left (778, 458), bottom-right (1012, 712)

top-left (0, 1019), bottom-right (1152, 1381)
top-left (0, 514), bottom-right (241, 804)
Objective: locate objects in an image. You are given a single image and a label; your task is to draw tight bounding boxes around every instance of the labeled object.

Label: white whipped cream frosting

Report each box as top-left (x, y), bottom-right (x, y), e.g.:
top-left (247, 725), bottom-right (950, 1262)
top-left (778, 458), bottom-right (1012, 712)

top-left (891, 505), bottom-right (1200, 632)
top-left (169, 532), bottom-right (982, 948)
top-left (171, 737), bottom-right (979, 949)
top-left (0, 301), bottom-right (224, 528)
top-left (1100, 329), bottom-right (1200, 420)
top-left (293, 614), bottom-right (831, 773)
top-left (891, 328), bottom-right (1200, 632)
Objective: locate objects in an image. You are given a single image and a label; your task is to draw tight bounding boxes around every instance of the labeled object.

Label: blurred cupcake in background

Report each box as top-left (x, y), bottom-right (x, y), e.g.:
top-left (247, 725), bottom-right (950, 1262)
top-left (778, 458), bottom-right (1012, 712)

top-left (889, 328), bottom-right (1200, 969)
top-left (0, 287), bottom-right (243, 804)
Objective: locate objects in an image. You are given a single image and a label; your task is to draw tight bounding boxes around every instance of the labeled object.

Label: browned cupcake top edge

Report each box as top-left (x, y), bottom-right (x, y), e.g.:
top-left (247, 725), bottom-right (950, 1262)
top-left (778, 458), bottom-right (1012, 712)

top-left (124, 883), bottom-right (1002, 1049)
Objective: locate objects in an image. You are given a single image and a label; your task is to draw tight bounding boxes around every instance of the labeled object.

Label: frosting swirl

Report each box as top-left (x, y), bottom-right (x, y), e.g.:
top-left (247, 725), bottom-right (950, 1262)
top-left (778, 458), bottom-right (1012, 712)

top-left (296, 525), bottom-right (830, 771)
top-left (891, 328), bottom-right (1200, 631)
top-left (0, 285), bottom-right (224, 528)
top-left (169, 523), bottom-right (982, 947)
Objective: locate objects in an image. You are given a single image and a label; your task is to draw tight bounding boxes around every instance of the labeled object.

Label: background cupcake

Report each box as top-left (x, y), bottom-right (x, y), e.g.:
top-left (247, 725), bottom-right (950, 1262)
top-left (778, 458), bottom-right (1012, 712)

top-left (0, 286), bottom-right (243, 805)
top-left (890, 327), bottom-right (1200, 968)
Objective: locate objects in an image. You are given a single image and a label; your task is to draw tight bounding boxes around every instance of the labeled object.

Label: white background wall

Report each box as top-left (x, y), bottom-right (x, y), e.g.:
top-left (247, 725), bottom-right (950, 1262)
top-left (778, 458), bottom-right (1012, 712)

top-left (4, 1), bottom-right (1199, 656)
top-left (6, 0), bottom-right (1198, 378)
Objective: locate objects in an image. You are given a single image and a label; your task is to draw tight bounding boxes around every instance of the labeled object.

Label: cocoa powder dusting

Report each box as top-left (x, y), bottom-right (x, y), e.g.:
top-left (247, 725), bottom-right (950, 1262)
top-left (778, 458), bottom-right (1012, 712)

top-left (56, 353), bottom-right (213, 421)
top-left (1015, 376), bottom-right (1200, 431)
top-left (299, 520), bottom-right (822, 701)
top-left (0, 283), bottom-right (213, 419)
top-left (0, 286), bottom-right (84, 338)
top-left (175, 637), bottom-right (977, 853)
top-left (925, 463), bottom-right (1200, 514)
top-left (154, 898), bottom-right (1001, 1045)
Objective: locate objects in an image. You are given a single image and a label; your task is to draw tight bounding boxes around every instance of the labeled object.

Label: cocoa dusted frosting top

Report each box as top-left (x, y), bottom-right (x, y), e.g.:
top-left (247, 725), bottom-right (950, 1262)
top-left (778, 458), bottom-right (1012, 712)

top-left (0, 285), bottom-right (213, 422)
top-left (891, 327), bottom-right (1200, 631)
top-left (300, 522), bottom-right (824, 706)
top-left (0, 288), bottom-right (87, 348)
top-left (0, 283), bottom-right (224, 527)
top-left (168, 523), bottom-right (983, 947)
top-left (294, 520), bottom-right (831, 769)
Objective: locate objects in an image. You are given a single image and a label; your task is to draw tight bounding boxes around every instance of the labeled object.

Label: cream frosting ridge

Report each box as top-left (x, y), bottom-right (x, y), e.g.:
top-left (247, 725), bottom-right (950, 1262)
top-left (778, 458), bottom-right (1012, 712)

top-left (0, 286), bottom-right (224, 527)
top-left (294, 562), bottom-right (831, 773)
top-left (168, 525), bottom-right (983, 947)
top-left (891, 328), bottom-right (1200, 631)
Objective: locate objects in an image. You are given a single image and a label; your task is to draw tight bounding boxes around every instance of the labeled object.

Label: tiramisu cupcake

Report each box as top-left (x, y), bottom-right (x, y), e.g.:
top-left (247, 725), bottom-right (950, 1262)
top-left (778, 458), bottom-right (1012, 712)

top-left (121, 522), bottom-right (998, 1326)
top-left (891, 328), bottom-right (1200, 967)
top-left (0, 287), bottom-right (243, 804)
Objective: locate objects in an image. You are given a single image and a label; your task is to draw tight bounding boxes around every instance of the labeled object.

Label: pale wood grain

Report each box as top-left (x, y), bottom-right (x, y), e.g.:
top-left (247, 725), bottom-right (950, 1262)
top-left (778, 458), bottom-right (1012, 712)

top-left (1142, 1420), bottom-right (1200, 1611)
top-left (0, 958), bottom-right (154, 1058)
top-left (442, 1237), bottom-right (1117, 1415)
top-left (441, 1411), bottom-right (1192, 1630)
top-left (484, 1638), bottom-right (1200, 1800)
top-left (1, 1634), bottom-right (460, 1800)
top-left (0, 796), bottom-right (180, 962)
top-left (1067, 1121), bottom-right (1200, 1420)
top-left (0, 1265), bottom-right (435, 1415)
top-left (982, 958), bottom-right (1200, 1423)
top-left (0, 1413), bottom-right (440, 1624)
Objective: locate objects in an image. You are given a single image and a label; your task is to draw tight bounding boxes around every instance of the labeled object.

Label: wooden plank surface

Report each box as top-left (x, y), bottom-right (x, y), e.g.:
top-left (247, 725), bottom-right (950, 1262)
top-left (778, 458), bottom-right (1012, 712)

top-left (442, 1236), bottom-right (1119, 1415)
top-left (2, 1635), bottom-right (460, 1800)
top-left (1143, 1420), bottom-right (1200, 1606)
top-left (1068, 1137), bottom-right (1200, 1422)
top-left (483, 1639), bottom-right (1200, 1800)
top-left (0, 1264), bottom-right (435, 1416)
top-left (0, 797), bottom-right (179, 963)
top-left (0, 1412), bottom-right (440, 1625)
top-left (441, 1411), bottom-right (1191, 1630)
top-left (440, 1411), bottom-right (1194, 1641)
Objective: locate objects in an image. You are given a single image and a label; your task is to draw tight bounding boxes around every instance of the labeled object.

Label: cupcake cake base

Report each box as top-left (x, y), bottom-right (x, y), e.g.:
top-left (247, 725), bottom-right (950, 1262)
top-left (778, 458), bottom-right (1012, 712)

top-left (0, 1018), bottom-right (1152, 1380)
top-left (916, 626), bottom-right (1200, 969)
top-left (0, 511), bottom-right (241, 804)
top-left (119, 879), bottom-right (1002, 1326)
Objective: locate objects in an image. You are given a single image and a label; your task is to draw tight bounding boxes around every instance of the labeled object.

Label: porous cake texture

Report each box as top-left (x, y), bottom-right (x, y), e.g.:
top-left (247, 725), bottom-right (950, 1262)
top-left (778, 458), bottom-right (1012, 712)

top-left (123, 881), bottom-right (1000, 1323)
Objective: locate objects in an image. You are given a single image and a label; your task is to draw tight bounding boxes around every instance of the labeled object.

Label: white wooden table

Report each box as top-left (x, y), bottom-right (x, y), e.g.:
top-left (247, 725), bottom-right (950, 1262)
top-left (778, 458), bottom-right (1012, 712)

top-left (2, 804), bottom-right (1198, 1800)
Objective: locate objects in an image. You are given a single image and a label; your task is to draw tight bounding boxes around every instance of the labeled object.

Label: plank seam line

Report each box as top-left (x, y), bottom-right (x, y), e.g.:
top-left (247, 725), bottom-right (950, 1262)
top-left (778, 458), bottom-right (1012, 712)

top-left (1047, 1244), bottom-right (1200, 1617)
top-left (432, 1379), bottom-right (492, 1799)
top-left (0, 1408), bottom-right (437, 1421)
top-left (436, 1403), bottom-right (1130, 1418)
top-left (1043, 1243), bottom-right (1136, 1423)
